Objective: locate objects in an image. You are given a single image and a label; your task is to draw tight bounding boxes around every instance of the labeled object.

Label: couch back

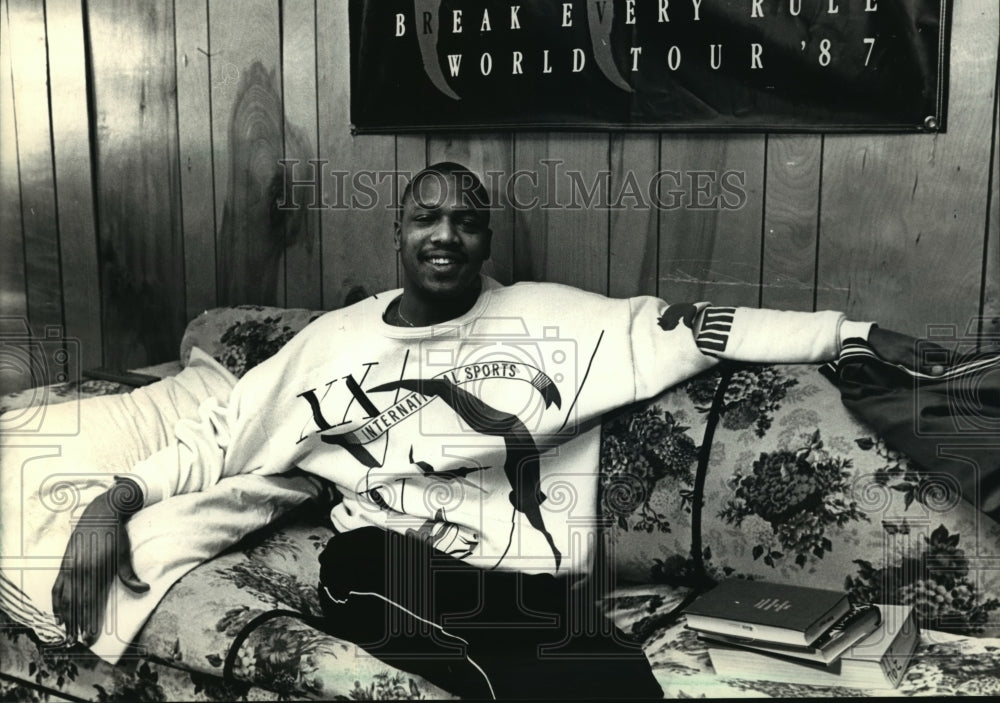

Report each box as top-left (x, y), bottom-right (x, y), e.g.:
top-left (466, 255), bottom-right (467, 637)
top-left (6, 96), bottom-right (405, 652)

top-left (181, 306), bottom-right (1000, 637)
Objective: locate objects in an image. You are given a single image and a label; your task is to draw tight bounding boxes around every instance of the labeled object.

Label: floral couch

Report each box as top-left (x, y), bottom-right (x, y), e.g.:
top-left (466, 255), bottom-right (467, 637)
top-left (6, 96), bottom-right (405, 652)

top-left (1, 305), bottom-right (998, 701)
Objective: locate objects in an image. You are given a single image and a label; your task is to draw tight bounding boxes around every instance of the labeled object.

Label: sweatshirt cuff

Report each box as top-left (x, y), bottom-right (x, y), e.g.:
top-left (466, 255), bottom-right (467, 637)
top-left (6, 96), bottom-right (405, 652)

top-left (838, 319), bottom-right (875, 349)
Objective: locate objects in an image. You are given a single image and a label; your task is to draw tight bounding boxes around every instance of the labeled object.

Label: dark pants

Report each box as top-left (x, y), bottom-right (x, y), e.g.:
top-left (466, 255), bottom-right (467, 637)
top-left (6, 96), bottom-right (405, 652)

top-left (316, 527), bottom-right (662, 700)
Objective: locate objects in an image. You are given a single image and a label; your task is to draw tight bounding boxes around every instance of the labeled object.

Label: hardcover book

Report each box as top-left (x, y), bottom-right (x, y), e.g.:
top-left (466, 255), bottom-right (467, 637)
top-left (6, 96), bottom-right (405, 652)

top-left (707, 604), bottom-right (919, 690)
top-left (682, 579), bottom-right (851, 646)
top-left (697, 602), bottom-right (882, 664)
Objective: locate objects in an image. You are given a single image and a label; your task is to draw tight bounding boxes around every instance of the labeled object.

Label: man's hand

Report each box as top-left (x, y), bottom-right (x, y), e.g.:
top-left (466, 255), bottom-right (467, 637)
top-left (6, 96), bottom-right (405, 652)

top-left (51, 478), bottom-right (149, 645)
top-left (867, 327), bottom-right (947, 376)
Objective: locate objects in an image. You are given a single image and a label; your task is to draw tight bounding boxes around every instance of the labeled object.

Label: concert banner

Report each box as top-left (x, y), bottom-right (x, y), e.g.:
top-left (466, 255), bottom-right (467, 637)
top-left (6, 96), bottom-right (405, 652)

top-left (349, 0), bottom-right (950, 133)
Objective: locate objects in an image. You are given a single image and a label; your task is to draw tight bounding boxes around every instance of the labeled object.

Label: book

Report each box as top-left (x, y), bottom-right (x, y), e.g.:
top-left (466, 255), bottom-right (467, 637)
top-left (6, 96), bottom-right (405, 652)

top-left (682, 579), bottom-right (851, 646)
top-left (697, 601), bottom-right (882, 664)
top-left (707, 604), bottom-right (919, 690)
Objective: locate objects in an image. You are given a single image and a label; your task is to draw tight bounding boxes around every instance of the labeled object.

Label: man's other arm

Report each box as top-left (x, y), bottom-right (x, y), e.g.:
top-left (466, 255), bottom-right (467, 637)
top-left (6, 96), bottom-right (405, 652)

top-left (630, 299), bottom-right (944, 402)
top-left (51, 389), bottom-right (251, 643)
top-left (51, 476), bottom-right (148, 645)
top-left (689, 305), bottom-right (944, 374)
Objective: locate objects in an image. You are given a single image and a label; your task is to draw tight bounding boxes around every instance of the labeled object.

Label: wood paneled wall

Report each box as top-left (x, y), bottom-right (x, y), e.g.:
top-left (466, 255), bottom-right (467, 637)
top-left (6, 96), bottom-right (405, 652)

top-left (1, 0), bottom-right (998, 395)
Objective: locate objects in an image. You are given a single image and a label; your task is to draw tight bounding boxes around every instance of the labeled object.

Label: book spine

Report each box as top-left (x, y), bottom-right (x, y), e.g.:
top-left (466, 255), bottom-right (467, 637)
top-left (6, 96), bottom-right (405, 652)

top-left (877, 614), bottom-right (919, 687)
top-left (699, 608), bottom-right (882, 664)
top-left (804, 603), bottom-right (848, 643)
top-left (708, 648), bottom-right (848, 688)
top-left (685, 615), bottom-right (809, 645)
top-left (709, 648), bottom-right (887, 690)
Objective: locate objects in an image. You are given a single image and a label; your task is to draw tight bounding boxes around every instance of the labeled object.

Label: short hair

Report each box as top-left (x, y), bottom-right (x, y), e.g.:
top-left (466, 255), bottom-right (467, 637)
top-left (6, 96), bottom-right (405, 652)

top-left (398, 162), bottom-right (491, 226)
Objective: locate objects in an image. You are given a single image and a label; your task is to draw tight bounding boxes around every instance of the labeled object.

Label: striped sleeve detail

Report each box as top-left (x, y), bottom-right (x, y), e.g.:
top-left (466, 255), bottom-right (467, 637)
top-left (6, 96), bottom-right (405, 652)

top-left (0, 572), bottom-right (67, 644)
top-left (695, 306), bottom-right (736, 356)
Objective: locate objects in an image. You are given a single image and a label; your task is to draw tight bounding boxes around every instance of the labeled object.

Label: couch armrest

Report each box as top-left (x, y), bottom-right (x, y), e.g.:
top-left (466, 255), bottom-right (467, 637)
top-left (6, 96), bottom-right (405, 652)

top-left (179, 306), bottom-right (324, 377)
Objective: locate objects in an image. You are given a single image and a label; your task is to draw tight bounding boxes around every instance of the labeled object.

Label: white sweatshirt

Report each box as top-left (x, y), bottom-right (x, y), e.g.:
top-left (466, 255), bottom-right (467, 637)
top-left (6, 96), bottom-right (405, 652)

top-left (128, 277), bottom-right (871, 576)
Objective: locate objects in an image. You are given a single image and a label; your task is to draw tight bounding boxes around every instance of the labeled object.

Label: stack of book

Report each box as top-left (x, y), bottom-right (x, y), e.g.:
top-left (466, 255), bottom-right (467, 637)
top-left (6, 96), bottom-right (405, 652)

top-left (682, 580), bottom-right (919, 689)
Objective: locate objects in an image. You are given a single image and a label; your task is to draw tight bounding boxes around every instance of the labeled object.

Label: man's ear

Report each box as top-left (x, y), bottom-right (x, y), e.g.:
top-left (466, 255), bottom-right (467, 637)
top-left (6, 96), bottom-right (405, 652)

top-left (484, 228), bottom-right (493, 260)
top-left (393, 221), bottom-right (401, 251)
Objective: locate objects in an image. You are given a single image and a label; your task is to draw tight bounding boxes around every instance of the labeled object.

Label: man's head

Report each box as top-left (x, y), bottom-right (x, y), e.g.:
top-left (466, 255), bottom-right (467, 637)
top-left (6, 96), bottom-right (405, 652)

top-left (395, 162), bottom-right (493, 305)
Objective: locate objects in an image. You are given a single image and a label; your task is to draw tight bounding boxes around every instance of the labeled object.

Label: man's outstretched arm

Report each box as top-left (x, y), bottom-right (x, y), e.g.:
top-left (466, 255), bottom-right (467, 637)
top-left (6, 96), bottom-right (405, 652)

top-left (632, 300), bottom-right (945, 403)
top-left (686, 304), bottom-right (945, 375)
top-left (51, 476), bottom-right (149, 645)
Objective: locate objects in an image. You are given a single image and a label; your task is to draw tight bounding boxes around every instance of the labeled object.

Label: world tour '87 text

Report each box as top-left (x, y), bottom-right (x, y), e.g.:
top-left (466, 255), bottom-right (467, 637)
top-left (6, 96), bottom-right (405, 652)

top-left (394, 0), bottom-right (884, 74)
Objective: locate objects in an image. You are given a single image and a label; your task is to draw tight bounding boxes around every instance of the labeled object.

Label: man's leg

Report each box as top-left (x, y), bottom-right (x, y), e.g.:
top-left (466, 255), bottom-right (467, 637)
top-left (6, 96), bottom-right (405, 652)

top-left (316, 527), bottom-right (493, 698)
top-left (316, 527), bottom-right (662, 699)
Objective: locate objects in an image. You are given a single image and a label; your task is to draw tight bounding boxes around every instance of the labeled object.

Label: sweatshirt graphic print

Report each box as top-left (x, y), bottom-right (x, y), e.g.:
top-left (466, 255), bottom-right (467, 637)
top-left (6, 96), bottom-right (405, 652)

top-left (130, 278), bottom-right (867, 576)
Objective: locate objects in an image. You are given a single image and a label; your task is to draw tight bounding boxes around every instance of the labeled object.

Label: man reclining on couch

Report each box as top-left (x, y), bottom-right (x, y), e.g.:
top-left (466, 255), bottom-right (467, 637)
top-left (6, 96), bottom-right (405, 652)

top-left (51, 162), bottom-right (944, 699)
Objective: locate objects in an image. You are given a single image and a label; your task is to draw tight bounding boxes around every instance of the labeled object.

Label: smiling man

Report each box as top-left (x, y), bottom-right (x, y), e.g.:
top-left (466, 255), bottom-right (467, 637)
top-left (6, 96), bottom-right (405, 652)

top-left (52, 161), bottom-right (943, 700)
top-left (386, 162), bottom-right (493, 326)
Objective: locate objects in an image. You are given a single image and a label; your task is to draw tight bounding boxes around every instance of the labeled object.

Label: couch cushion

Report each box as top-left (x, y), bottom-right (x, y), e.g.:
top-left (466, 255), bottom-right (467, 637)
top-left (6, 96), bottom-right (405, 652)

top-left (602, 363), bottom-right (1000, 636)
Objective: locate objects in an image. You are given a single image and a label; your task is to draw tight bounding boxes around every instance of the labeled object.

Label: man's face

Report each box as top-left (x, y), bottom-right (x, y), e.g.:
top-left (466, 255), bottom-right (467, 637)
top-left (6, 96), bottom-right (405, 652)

top-left (395, 173), bottom-right (492, 300)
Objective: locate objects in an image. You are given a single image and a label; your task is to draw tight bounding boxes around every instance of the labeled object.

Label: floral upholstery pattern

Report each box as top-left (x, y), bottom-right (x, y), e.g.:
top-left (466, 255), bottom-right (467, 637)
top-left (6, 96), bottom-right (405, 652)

top-left (5, 567), bottom-right (999, 701)
top-left (0, 511), bottom-right (454, 701)
top-left (0, 608), bottom-right (285, 703)
top-left (3, 305), bottom-right (999, 700)
top-left (601, 363), bottom-right (1000, 638)
top-left (600, 404), bottom-right (700, 535)
top-left (179, 305), bottom-right (324, 376)
top-left (140, 513), bottom-right (454, 700)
